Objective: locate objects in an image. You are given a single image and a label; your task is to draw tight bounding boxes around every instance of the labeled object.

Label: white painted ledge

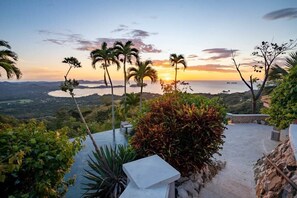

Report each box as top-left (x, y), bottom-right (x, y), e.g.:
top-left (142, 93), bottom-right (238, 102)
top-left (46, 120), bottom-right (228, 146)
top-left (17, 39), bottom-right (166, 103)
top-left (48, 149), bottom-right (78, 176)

top-left (123, 155), bottom-right (180, 189)
top-left (120, 181), bottom-right (169, 198)
top-left (289, 124), bottom-right (297, 160)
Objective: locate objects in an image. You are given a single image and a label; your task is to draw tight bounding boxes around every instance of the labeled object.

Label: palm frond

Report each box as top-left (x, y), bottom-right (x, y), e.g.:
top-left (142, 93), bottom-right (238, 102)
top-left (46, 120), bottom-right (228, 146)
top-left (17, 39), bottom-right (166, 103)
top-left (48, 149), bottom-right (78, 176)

top-left (0, 40), bottom-right (11, 49)
top-left (286, 51), bottom-right (297, 68)
top-left (82, 145), bottom-right (136, 198)
top-left (0, 50), bottom-right (18, 60)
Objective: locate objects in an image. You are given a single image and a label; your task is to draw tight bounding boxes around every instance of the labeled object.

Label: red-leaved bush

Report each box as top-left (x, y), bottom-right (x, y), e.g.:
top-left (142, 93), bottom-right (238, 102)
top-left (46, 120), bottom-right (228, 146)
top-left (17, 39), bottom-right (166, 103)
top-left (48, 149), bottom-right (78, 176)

top-left (131, 92), bottom-right (226, 176)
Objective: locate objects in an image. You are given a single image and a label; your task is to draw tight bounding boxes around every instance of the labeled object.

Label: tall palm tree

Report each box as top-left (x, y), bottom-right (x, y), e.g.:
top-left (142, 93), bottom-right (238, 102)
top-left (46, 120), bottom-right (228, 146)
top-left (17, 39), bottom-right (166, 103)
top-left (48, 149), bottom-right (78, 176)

top-left (61, 57), bottom-right (100, 153)
top-left (113, 41), bottom-right (139, 120)
top-left (169, 54), bottom-right (186, 91)
top-left (127, 60), bottom-right (158, 110)
top-left (0, 40), bottom-right (22, 79)
top-left (90, 42), bottom-right (119, 142)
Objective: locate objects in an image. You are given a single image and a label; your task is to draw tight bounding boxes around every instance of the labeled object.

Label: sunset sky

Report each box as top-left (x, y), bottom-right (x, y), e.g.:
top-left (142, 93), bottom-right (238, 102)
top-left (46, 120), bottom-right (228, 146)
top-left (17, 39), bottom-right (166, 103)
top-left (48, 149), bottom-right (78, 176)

top-left (0, 0), bottom-right (296, 81)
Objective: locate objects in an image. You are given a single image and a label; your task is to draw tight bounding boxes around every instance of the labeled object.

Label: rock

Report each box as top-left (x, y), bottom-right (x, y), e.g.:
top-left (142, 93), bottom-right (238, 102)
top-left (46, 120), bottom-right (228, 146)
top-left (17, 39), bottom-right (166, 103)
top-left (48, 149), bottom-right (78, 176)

top-left (178, 176), bottom-right (189, 183)
top-left (254, 138), bottom-right (297, 198)
top-left (177, 187), bottom-right (189, 198)
top-left (263, 191), bottom-right (275, 198)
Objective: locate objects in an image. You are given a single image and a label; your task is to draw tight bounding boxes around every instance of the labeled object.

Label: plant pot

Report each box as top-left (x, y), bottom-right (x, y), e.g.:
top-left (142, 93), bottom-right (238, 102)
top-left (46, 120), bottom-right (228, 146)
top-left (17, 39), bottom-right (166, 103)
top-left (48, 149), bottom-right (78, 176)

top-left (271, 127), bottom-right (280, 141)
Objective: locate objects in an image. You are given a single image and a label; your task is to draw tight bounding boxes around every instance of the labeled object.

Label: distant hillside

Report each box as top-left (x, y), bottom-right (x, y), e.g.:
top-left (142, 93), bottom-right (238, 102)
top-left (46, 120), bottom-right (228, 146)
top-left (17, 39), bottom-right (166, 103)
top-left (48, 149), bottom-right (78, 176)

top-left (0, 81), bottom-right (120, 119)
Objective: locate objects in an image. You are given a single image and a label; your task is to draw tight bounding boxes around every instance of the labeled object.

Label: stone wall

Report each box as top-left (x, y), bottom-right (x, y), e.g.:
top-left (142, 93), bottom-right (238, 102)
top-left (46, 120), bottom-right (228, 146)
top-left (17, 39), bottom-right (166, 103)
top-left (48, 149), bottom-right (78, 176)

top-left (254, 124), bottom-right (297, 197)
top-left (176, 160), bottom-right (226, 198)
top-left (227, 113), bottom-right (269, 124)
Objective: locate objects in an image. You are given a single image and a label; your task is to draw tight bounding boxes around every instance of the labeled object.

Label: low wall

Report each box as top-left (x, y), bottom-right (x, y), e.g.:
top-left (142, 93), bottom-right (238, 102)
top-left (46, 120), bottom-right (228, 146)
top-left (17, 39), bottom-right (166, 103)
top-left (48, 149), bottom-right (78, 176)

top-left (227, 113), bottom-right (269, 124)
top-left (289, 124), bottom-right (297, 160)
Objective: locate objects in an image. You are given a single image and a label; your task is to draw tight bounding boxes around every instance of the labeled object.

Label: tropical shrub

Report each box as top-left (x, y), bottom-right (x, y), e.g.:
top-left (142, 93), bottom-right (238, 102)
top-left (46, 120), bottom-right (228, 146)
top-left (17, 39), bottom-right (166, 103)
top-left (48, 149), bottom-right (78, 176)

top-left (131, 92), bottom-right (226, 176)
top-left (263, 66), bottom-right (297, 129)
top-left (0, 120), bottom-right (82, 197)
top-left (83, 145), bottom-right (136, 198)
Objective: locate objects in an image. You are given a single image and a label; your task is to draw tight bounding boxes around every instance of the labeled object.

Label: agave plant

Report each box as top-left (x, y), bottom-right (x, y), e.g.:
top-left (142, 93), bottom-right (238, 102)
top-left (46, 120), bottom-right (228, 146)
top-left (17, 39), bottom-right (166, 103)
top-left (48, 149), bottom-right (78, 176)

top-left (82, 145), bottom-right (136, 198)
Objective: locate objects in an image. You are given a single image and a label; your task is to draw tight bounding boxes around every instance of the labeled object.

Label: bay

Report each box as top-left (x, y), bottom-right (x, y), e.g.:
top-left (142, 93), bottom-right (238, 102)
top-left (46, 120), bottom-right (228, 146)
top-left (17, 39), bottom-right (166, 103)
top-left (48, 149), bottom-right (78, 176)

top-left (48, 80), bottom-right (249, 98)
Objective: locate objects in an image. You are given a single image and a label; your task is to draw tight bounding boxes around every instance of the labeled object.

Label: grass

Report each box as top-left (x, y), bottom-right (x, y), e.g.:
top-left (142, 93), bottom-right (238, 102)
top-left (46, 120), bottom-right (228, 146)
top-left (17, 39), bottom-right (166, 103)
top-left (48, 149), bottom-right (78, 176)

top-left (0, 99), bottom-right (33, 104)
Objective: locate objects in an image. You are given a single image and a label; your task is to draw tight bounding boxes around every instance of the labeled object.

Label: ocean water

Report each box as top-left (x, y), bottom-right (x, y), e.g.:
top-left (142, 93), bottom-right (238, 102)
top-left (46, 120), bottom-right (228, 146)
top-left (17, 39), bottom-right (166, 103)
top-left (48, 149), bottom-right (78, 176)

top-left (48, 80), bottom-right (249, 98)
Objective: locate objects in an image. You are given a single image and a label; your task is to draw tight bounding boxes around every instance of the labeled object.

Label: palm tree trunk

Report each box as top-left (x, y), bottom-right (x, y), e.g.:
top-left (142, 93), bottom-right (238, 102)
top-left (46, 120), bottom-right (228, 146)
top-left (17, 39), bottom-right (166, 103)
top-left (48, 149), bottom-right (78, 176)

top-left (140, 81), bottom-right (143, 112)
top-left (123, 57), bottom-right (127, 120)
top-left (175, 63), bottom-right (178, 91)
top-left (71, 94), bottom-right (100, 153)
top-left (64, 71), bottom-right (99, 152)
top-left (105, 67), bottom-right (115, 143)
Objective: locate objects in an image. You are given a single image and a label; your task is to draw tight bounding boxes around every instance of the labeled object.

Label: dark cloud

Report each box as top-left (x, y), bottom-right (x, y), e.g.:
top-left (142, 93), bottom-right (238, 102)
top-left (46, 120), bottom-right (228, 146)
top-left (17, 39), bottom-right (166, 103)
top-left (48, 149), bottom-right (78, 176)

top-left (202, 48), bottom-right (238, 60)
top-left (111, 25), bottom-right (157, 38)
top-left (187, 64), bottom-right (237, 73)
top-left (43, 39), bottom-right (65, 45)
top-left (112, 28), bottom-right (127, 33)
top-left (263, 8), bottom-right (297, 20)
top-left (129, 29), bottom-right (150, 38)
top-left (111, 24), bottom-right (129, 33)
top-left (187, 54), bottom-right (198, 59)
top-left (39, 30), bottom-right (161, 53)
top-left (127, 29), bottom-right (157, 38)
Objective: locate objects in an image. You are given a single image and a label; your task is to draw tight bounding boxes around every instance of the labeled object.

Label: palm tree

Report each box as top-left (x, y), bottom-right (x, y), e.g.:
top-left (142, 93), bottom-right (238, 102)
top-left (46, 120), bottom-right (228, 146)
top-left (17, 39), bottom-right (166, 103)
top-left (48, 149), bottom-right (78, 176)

top-left (127, 60), bottom-right (158, 110)
top-left (61, 57), bottom-right (100, 153)
top-left (285, 51), bottom-right (297, 68)
top-left (90, 42), bottom-right (119, 142)
top-left (0, 40), bottom-right (22, 79)
top-left (169, 54), bottom-right (186, 91)
top-left (268, 51), bottom-right (297, 87)
top-left (113, 41), bottom-right (139, 120)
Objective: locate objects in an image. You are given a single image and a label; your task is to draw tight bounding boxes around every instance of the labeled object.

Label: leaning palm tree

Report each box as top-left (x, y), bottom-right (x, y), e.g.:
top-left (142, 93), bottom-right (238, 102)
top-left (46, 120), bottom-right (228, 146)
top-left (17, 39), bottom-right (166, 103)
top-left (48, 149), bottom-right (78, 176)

top-left (169, 54), bottom-right (186, 91)
top-left (127, 60), bottom-right (158, 110)
top-left (0, 40), bottom-right (22, 79)
top-left (61, 57), bottom-right (100, 153)
top-left (113, 41), bottom-right (139, 120)
top-left (90, 42), bottom-right (120, 142)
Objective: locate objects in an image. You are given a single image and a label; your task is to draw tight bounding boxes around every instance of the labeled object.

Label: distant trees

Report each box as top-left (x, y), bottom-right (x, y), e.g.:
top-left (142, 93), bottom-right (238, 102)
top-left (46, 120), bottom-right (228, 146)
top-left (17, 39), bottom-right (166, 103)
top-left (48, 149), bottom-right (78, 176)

top-left (232, 40), bottom-right (296, 113)
top-left (169, 54), bottom-right (187, 91)
top-left (0, 40), bottom-right (22, 79)
top-left (127, 60), bottom-right (158, 110)
top-left (114, 41), bottom-right (139, 120)
top-left (90, 42), bottom-right (120, 141)
top-left (61, 57), bottom-right (100, 153)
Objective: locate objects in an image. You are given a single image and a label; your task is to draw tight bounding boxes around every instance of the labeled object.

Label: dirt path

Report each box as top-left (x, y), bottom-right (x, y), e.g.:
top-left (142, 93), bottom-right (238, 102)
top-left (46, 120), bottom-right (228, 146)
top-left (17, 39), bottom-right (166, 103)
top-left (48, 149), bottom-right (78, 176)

top-left (199, 123), bottom-right (279, 198)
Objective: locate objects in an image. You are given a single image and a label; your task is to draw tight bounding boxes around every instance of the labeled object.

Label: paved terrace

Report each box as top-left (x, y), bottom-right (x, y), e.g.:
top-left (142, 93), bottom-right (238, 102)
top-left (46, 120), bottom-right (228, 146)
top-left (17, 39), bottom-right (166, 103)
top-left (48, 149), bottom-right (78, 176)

top-left (66, 124), bottom-right (280, 197)
top-left (199, 123), bottom-right (279, 198)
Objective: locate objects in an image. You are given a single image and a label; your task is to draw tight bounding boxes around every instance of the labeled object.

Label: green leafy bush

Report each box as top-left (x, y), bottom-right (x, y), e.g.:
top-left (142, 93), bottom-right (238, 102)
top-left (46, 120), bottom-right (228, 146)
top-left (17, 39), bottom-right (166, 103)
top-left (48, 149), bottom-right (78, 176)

top-left (131, 92), bottom-right (226, 176)
top-left (263, 66), bottom-right (297, 129)
top-left (83, 145), bottom-right (136, 198)
top-left (0, 120), bottom-right (82, 197)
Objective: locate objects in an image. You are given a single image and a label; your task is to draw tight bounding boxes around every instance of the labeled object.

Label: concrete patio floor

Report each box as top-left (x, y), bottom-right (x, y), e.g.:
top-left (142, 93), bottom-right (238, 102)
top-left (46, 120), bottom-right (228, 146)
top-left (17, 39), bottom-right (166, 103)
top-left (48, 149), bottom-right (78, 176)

top-left (199, 123), bottom-right (279, 198)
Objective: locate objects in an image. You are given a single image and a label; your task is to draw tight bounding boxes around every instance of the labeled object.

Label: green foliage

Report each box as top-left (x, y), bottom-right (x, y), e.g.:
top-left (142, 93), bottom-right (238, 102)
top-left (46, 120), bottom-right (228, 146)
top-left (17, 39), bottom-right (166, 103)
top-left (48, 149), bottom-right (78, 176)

top-left (0, 114), bottom-right (21, 130)
top-left (263, 66), bottom-right (297, 129)
top-left (131, 92), bottom-right (226, 176)
top-left (0, 120), bottom-right (82, 197)
top-left (83, 145), bottom-right (136, 198)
